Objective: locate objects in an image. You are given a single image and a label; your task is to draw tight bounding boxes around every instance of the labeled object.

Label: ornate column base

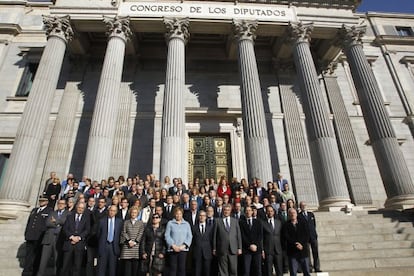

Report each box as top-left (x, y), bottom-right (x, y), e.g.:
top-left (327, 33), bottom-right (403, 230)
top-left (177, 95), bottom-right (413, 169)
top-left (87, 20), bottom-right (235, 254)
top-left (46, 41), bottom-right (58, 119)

top-left (384, 194), bottom-right (414, 210)
top-left (318, 197), bottom-right (351, 212)
top-left (0, 200), bottom-right (31, 219)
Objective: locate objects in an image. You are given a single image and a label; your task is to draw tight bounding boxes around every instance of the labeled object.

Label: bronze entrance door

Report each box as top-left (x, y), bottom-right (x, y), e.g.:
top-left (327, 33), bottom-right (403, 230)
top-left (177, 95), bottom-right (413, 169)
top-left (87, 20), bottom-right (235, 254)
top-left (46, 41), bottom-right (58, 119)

top-left (188, 134), bottom-right (232, 183)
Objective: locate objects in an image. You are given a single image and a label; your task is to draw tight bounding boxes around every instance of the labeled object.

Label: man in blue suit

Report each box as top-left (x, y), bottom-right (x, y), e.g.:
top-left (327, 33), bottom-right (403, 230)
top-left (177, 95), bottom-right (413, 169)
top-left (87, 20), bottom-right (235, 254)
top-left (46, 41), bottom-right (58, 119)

top-left (97, 205), bottom-right (123, 276)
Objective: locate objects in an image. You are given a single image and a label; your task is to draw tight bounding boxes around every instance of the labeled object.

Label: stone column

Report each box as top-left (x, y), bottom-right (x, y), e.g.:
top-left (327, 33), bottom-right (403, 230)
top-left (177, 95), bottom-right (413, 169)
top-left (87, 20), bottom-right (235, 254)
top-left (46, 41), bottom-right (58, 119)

top-left (322, 62), bottom-right (372, 205)
top-left (277, 65), bottom-right (319, 208)
top-left (160, 18), bottom-right (189, 181)
top-left (233, 20), bottom-right (273, 183)
top-left (41, 59), bottom-right (85, 184)
top-left (83, 16), bottom-right (131, 181)
top-left (0, 16), bottom-right (73, 215)
top-left (287, 22), bottom-right (350, 209)
top-left (339, 25), bottom-right (414, 209)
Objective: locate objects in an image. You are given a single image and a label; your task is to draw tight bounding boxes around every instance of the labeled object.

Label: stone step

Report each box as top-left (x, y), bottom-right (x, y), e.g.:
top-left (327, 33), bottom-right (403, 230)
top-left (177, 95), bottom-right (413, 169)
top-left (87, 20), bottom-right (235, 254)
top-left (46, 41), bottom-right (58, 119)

top-left (319, 240), bottom-right (413, 252)
top-left (316, 221), bottom-right (412, 231)
top-left (327, 267), bottom-right (414, 276)
top-left (323, 257), bottom-right (414, 271)
top-left (318, 225), bottom-right (414, 236)
top-left (316, 219), bottom-right (412, 227)
top-left (320, 248), bottom-right (414, 260)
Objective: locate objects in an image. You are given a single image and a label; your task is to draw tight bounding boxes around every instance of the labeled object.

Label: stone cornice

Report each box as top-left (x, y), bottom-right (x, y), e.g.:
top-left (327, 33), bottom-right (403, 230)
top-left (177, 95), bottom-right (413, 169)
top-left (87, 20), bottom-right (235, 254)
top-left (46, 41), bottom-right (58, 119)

top-left (0, 24), bottom-right (22, 36)
top-left (375, 35), bottom-right (414, 46)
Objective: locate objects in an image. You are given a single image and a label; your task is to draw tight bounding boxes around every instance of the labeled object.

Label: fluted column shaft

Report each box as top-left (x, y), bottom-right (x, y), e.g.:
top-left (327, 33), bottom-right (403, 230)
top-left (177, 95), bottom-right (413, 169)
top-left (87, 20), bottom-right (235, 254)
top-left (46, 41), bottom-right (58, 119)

top-left (0, 16), bottom-right (73, 212)
top-left (160, 18), bottom-right (189, 181)
top-left (234, 20), bottom-right (272, 183)
top-left (339, 25), bottom-right (414, 209)
top-left (83, 16), bottom-right (131, 181)
top-left (288, 22), bottom-right (350, 209)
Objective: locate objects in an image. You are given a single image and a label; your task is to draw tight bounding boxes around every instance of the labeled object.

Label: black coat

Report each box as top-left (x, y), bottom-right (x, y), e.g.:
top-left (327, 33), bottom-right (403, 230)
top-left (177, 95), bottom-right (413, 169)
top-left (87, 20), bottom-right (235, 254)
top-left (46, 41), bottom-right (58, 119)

top-left (141, 225), bottom-right (167, 256)
top-left (25, 206), bottom-right (53, 241)
top-left (239, 218), bottom-right (264, 254)
top-left (62, 212), bottom-right (90, 251)
top-left (299, 211), bottom-right (318, 241)
top-left (191, 223), bottom-right (213, 260)
top-left (282, 219), bottom-right (310, 259)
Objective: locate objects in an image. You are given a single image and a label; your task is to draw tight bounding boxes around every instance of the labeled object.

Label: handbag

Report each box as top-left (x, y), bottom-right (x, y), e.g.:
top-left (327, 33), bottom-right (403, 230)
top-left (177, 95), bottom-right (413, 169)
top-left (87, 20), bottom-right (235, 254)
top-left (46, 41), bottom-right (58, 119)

top-left (151, 255), bottom-right (165, 273)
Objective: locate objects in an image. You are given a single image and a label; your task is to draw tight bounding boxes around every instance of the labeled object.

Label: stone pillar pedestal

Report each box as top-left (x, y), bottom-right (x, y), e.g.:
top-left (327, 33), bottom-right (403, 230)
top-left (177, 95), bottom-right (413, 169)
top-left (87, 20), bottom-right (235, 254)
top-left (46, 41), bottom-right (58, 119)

top-left (339, 25), bottom-right (414, 210)
top-left (0, 16), bottom-right (73, 216)
top-left (288, 22), bottom-right (351, 210)
top-left (160, 18), bottom-right (189, 181)
top-left (233, 20), bottom-right (273, 183)
top-left (83, 16), bottom-right (131, 181)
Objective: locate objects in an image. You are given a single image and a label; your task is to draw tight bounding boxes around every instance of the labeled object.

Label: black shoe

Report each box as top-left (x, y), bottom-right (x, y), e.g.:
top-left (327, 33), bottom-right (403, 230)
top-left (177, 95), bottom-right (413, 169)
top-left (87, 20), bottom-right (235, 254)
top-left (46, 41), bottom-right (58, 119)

top-left (315, 269), bottom-right (323, 272)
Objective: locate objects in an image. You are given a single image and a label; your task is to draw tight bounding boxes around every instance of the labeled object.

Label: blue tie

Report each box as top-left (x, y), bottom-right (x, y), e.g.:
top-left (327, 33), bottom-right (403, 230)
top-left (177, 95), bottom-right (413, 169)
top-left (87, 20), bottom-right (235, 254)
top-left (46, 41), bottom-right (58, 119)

top-left (108, 218), bottom-right (114, 242)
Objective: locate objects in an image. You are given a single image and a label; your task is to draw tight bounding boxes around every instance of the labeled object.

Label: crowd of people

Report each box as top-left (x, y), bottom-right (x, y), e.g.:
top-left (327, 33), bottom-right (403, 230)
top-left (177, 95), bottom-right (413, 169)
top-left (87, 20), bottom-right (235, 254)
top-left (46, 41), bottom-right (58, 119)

top-left (23, 172), bottom-right (321, 276)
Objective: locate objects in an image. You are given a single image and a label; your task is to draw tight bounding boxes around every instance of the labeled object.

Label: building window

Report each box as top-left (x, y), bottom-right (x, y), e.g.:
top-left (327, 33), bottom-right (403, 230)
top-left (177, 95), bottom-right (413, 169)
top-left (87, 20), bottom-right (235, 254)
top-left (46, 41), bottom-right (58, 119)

top-left (15, 63), bottom-right (38, 97)
top-left (395, 26), bottom-right (413, 36)
top-left (0, 154), bottom-right (10, 189)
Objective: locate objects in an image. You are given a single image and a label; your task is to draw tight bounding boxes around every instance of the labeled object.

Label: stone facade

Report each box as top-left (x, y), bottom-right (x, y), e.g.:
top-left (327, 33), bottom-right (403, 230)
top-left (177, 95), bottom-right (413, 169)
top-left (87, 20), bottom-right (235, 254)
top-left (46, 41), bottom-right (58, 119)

top-left (0, 0), bottom-right (413, 212)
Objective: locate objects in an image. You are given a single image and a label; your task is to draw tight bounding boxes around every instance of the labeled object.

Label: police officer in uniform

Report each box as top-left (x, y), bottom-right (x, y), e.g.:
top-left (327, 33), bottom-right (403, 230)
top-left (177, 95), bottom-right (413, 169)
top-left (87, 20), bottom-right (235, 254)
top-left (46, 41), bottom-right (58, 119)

top-left (23, 196), bottom-right (52, 276)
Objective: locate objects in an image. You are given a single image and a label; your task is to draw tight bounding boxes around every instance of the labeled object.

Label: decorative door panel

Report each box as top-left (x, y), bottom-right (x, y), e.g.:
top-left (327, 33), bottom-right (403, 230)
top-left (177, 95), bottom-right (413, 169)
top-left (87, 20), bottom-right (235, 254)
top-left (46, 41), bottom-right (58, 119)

top-left (188, 134), bottom-right (232, 183)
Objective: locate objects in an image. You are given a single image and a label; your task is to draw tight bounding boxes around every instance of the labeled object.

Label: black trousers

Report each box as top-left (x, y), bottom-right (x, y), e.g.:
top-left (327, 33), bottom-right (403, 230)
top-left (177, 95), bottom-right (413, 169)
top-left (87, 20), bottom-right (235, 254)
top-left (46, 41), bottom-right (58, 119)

top-left (310, 239), bottom-right (320, 271)
top-left (243, 252), bottom-right (262, 276)
top-left (23, 240), bottom-right (42, 276)
top-left (123, 259), bottom-right (140, 276)
top-left (61, 244), bottom-right (85, 276)
top-left (167, 251), bottom-right (187, 276)
top-left (264, 253), bottom-right (283, 276)
top-left (193, 255), bottom-right (212, 276)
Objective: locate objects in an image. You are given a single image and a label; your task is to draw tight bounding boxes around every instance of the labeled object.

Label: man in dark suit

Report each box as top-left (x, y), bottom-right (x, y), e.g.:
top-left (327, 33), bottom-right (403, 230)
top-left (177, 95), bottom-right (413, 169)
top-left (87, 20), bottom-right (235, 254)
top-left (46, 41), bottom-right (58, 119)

top-left (232, 202), bottom-right (245, 221)
top-left (214, 197), bottom-right (224, 218)
top-left (263, 205), bottom-right (283, 276)
top-left (23, 196), bottom-right (52, 276)
top-left (86, 197), bottom-right (107, 276)
top-left (97, 205), bottom-right (123, 276)
top-left (184, 199), bottom-right (199, 227)
top-left (61, 202), bottom-right (90, 276)
top-left (37, 199), bottom-right (69, 276)
top-left (239, 205), bottom-right (263, 276)
top-left (192, 210), bottom-right (213, 276)
top-left (116, 197), bottom-right (130, 221)
top-left (283, 208), bottom-right (311, 276)
top-left (213, 204), bottom-right (242, 276)
top-left (299, 201), bottom-right (321, 272)
top-left (163, 195), bottom-right (175, 221)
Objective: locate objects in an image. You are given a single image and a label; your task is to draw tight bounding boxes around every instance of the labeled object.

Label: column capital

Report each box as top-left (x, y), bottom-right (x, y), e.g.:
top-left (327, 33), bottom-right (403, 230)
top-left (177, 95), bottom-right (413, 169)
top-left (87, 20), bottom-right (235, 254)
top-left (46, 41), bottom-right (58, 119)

top-left (287, 22), bottom-right (313, 44)
top-left (103, 16), bottom-right (132, 42)
top-left (319, 60), bottom-right (338, 75)
top-left (42, 15), bottom-right (73, 43)
top-left (233, 20), bottom-right (258, 42)
top-left (337, 24), bottom-right (366, 48)
top-left (164, 17), bottom-right (190, 43)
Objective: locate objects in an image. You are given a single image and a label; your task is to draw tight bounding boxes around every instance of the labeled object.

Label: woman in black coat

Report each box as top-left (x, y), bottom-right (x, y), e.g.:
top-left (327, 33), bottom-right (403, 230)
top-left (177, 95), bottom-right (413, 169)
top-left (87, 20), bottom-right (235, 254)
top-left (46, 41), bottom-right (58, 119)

top-left (141, 214), bottom-right (167, 275)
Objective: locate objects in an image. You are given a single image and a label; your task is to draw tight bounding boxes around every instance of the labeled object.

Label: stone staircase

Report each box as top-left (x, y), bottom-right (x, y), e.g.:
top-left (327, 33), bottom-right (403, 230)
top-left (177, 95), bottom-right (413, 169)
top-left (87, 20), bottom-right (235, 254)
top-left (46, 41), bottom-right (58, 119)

top-left (316, 210), bottom-right (414, 275)
top-left (0, 209), bottom-right (413, 275)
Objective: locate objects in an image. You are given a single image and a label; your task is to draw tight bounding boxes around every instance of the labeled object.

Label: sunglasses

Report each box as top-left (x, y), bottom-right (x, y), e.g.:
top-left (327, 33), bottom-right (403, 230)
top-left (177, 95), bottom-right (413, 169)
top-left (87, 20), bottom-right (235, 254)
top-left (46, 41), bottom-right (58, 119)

top-left (152, 216), bottom-right (160, 219)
